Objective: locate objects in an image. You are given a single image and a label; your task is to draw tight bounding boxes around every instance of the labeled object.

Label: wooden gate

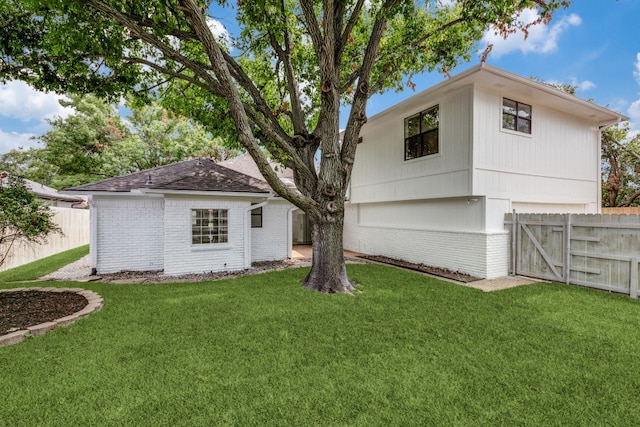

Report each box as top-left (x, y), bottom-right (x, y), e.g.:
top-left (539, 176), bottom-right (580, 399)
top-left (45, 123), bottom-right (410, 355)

top-left (505, 213), bottom-right (640, 299)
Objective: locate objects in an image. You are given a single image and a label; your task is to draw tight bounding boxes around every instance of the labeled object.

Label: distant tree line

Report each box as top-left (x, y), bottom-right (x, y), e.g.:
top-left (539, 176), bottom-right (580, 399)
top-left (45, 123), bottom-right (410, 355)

top-left (0, 95), bottom-right (239, 190)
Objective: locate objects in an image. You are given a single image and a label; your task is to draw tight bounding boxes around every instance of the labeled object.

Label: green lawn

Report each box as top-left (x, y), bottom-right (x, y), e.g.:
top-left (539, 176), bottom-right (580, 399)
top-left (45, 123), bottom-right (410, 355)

top-left (2, 259), bottom-right (640, 426)
top-left (0, 244), bottom-right (89, 282)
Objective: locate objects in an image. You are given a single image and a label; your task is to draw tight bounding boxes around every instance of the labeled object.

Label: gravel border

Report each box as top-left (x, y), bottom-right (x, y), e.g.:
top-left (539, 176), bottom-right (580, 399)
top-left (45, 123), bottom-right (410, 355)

top-left (0, 287), bottom-right (104, 346)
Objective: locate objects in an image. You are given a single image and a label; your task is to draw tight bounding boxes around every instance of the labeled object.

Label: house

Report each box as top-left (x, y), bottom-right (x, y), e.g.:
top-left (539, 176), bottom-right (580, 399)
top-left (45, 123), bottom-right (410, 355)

top-left (65, 158), bottom-right (294, 275)
top-left (64, 64), bottom-right (627, 280)
top-left (343, 63), bottom-right (627, 279)
top-left (0, 173), bottom-right (86, 208)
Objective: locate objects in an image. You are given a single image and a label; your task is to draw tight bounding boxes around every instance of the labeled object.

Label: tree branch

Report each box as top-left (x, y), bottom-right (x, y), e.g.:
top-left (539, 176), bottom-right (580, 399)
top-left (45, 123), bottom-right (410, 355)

top-left (337, 0), bottom-right (365, 61)
top-left (299, 0), bottom-right (324, 59)
top-left (340, 0), bottom-right (401, 165)
top-left (369, 16), bottom-right (468, 94)
top-left (178, 0), bottom-right (317, 211)
top-left (85, 0), bottom-right (221, 95)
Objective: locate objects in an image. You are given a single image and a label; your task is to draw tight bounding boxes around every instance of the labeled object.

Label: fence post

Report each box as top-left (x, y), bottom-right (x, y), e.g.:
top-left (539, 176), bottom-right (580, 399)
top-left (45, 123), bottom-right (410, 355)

top-left (564, 214), bottom-right (571, 284)
top-left (630, 258), bottom-right (638, 299)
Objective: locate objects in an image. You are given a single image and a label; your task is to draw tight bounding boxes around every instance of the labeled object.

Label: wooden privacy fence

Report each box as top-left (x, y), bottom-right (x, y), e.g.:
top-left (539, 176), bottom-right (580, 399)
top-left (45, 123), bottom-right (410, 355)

top-left (602, 207), bottom-right (640, 215)
top-left (505, 213), bottom-right (640, 299)
top-left (0, 207), bottom-right (89, 272)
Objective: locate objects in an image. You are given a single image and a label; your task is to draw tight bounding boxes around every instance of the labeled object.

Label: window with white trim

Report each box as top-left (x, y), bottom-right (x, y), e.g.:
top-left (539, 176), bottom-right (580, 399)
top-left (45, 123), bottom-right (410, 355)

top-left (191, 209), bottom-right (228, 244)
top-left (404, 105), bottom-right (439, 160)
top-left (502, 98), bottom-right (532, 134)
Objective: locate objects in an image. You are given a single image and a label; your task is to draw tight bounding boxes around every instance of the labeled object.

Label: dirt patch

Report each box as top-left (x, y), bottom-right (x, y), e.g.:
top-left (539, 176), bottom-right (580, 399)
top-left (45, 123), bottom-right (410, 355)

top-left (359, 255), bottom-right (481, 283)
top-left (0, 290), bottom-right (88, 335)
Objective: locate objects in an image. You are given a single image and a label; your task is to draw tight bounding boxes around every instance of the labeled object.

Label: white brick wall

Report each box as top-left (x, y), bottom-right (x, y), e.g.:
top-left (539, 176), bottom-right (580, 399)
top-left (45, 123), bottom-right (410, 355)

top-left (92, 194), bottom-right (293, 276)
top-left (485, 232), bottom-right (510, 279)
top-left (251, 200), bottom-right (291, 262)
top-left (93, 197), bottom-right (164, 274)
top-left (163, 196), bottom-right (249, 275)
top-left (344, 203), bottom-right (510, 278)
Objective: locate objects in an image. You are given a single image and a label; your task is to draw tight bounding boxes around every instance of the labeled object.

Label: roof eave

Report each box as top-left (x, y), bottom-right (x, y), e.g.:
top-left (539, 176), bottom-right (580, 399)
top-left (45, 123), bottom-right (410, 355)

top-left (479, 63), bottom-right (629, 123)
top-left (138, 188), bottom-right (273, 198)
top-left (365, 63), bottom-right (628, 125)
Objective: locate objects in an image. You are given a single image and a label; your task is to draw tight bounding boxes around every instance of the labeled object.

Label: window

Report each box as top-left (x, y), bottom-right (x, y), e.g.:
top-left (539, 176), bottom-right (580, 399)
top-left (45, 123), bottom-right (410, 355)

top-left (404, 105), bottom-right (439, 160)
top-left (251, 206), bottom-right (263, 228)
top-left (191, 209), bottom-right (228, 244)
top-left (502, 98), bottom-right (532, 134)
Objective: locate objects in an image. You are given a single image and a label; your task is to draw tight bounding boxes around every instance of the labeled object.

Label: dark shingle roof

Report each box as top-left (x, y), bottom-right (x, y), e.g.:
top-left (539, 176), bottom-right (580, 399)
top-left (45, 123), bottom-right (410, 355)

top-left (65, 158), bottom-right (272, 194)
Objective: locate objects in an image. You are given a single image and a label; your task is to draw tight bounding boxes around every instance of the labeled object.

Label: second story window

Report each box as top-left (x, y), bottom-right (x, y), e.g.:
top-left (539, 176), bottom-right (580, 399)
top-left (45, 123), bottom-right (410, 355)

top-left (502, 98), bottom-right (532, 134)
top-left (404, 105), bottom-right (439, 160)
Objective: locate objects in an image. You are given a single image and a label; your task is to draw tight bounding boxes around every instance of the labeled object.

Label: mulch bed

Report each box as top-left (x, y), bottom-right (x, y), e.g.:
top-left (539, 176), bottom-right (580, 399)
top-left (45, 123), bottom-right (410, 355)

top-left (0, 291), bottom-right (88, 335)
top-left (359, 255), bottom-right (481, 283)
top-left (96, 259), bottom-right (306, 284)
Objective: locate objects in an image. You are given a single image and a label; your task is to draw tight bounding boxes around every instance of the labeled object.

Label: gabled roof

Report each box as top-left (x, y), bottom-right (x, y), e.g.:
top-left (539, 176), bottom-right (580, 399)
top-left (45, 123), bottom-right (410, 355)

top-left (370, 63), bottom-right (628, 127)
top-left (64, 158), bottom-right (272, 195)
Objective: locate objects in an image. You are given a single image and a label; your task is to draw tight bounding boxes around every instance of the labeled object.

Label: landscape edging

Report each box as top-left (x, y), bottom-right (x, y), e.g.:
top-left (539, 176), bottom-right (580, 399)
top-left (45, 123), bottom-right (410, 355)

top-left (0, 287), bottom-right (104, 346)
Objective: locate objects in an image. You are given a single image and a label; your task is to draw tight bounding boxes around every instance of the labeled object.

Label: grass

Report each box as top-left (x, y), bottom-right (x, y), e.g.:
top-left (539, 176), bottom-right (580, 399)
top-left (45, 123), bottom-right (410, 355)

top-left (2, 259), bottom-right (640, 426)
top-left (0, 244), bottom-right (89, 282)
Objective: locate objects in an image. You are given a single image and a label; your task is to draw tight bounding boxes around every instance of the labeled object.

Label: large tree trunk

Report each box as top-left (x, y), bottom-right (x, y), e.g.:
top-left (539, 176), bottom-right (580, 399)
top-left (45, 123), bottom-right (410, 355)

top-left (302, 213), bottom-right (355, 294)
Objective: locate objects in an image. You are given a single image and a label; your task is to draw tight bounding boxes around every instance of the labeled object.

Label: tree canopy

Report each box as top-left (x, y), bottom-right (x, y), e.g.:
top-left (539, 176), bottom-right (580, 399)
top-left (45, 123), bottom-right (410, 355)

top-left (0, 0), bottom-right (571, 292)
top-left (602, 123), bottom-right (640, 207)
top-left (0, 175), bottom-right (61, 267)
top-left (0, 95), bottom-right (238, 189)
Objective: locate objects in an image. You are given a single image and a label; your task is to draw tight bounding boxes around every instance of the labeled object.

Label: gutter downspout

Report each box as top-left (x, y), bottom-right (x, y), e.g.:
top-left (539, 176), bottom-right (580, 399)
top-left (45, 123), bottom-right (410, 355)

top-left (287, 206), bottom-right (297, 259)
top-left (89, 195), bottom-right (98, 275)
top-left (244, 198), bottom-right (271, 269)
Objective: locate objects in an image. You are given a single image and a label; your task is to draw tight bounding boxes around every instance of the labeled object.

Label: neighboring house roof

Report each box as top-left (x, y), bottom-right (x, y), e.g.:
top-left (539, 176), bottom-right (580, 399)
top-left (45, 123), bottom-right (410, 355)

top-left (0, 174), bottom-right (84, 204)
top-left (64, 158), bottom-right (272, 195)
top-left (24, 178), bottom-right (85, 203)
top-left (371, 62), bottom-right (628, 127)
top-left (219, 155), bottom-right (296, 189)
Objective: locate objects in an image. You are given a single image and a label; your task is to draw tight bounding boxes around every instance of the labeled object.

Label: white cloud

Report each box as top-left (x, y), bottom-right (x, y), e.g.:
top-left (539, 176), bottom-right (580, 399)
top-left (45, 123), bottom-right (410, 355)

top-left (626, 53), bottom-right (640, 136)
top-left (0, 129), bottom-right (38, 153)
top-left (628, 99), bottom-right (640, 135)
top-left (207, 18), bottom-right (231, 50)
top-left (482, 10), bottom-right (581, 58)
top-left (544, 77), bottom-right (596, 93)
top-left (0, 81), bottom-right (74, 123)
top-left (576, 79), bottom-right (596, 92)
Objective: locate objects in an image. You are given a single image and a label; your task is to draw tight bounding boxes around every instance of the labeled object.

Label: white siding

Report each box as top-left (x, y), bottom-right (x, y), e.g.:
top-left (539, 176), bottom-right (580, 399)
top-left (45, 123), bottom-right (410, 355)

top-left (350, 86), bottom-right (473, 203)
top-left (163, 196), bottom-right (249, 275)
top-left (355, 198), bottom-right (484, 232)
top-left (251, 200), bottom-right (291, 262)
top-left (92, 196), bottom-right (164, 274)
top-left (472, 87), bottom-right (600, 208)
top-left (511, 202), bottom-right (596, 214)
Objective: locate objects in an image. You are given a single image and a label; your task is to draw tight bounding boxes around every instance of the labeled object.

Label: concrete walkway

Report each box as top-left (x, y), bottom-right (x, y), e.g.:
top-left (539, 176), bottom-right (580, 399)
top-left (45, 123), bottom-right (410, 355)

top-left (291, 245), bottom-right (363, 260)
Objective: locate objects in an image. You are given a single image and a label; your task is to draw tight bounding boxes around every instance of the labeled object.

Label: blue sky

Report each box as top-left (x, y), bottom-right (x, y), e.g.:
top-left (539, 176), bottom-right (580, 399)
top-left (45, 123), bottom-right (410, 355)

top-left (1, 0), bottom-right (638, 154)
